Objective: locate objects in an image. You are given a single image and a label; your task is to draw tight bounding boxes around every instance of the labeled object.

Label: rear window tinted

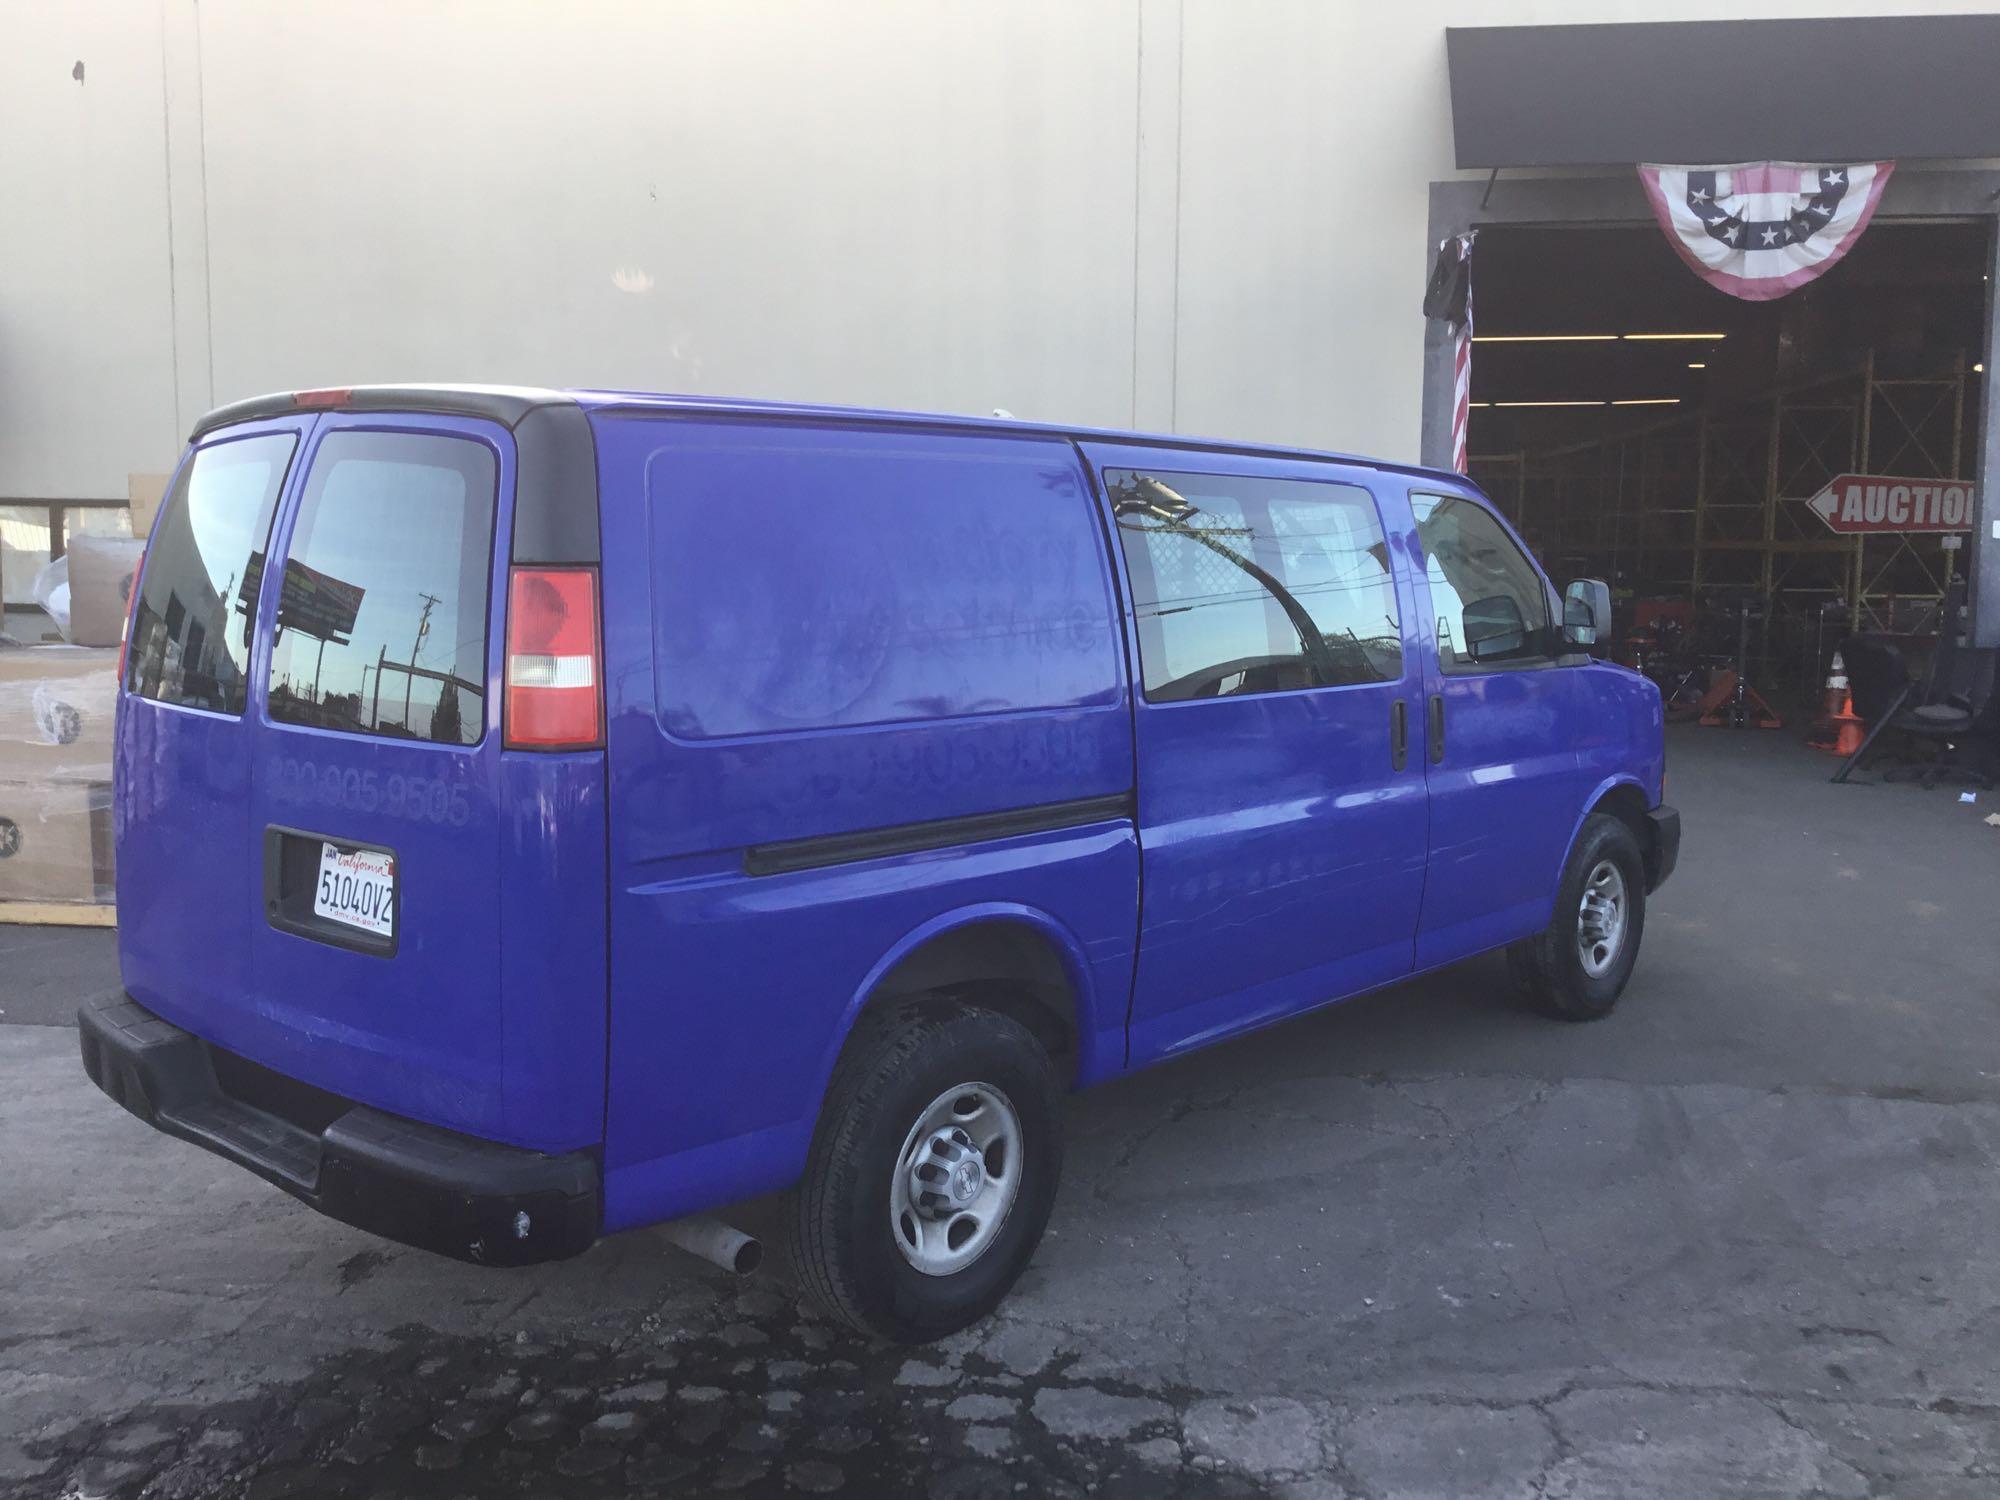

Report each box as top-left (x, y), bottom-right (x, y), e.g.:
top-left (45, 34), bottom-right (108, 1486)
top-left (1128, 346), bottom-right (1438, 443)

top-left (127, 432), bottom-right (297, 714)
top-left (266, 432), bottom-right (496, 745)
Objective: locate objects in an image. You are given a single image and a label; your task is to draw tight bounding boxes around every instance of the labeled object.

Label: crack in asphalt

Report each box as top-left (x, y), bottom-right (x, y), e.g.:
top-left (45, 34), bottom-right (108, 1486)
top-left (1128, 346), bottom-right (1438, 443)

top-left (18, 1286), bottom-right (2000, 1500)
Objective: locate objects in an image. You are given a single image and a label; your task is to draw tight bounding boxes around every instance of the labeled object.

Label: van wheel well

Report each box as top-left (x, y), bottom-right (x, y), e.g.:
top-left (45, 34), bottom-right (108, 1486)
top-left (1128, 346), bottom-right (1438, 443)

top-left (862, 922), bottom-right (1079, 1078)
top-left (1588, 783), bottom-right (1656, 880)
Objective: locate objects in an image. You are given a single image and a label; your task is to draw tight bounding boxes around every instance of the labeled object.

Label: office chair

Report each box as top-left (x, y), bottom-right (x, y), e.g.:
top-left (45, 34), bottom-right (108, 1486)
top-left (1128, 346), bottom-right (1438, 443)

top-left (1829, 633), bottom-right (1994, 789)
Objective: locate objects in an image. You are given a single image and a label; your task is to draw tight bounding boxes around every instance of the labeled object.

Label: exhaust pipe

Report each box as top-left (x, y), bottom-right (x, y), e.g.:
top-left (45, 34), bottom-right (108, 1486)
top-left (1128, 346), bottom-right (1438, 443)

top-left (661, 1215), bottom-right (763, 1276)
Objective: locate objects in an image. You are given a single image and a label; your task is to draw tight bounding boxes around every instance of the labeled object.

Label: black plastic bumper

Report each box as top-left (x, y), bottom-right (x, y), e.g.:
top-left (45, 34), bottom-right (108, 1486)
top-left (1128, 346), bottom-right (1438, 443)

top-left (1645, 804), bottom-right (1681, 892)
top-left (77, 994), bottom-right (599, 1267)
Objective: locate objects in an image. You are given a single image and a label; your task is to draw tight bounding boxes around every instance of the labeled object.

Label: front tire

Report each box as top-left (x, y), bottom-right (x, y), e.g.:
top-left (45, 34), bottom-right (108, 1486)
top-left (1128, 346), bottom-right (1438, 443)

top-left (786, 1002), bottom-right (1063, 1343)
top-left (1508, 813), bottom-right (1648, 1021)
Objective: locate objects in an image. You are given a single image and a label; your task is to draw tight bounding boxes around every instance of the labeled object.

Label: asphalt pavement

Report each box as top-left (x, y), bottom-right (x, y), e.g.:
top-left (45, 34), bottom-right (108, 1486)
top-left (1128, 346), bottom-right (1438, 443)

top-left (5, 727), bottom-right (1999, 1498)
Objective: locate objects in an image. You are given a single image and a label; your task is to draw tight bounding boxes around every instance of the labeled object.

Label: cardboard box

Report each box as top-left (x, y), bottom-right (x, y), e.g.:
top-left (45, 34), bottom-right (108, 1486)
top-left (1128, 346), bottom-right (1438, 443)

top-left (0, 647), bottom-right (119, 903)
top-left (129, 472), bottom-right (171, 541)
top-left (0, 778), bottom-right (110, 904)
top-left (65, 536), bottom-right (147, 647)
top-left (0, 645), bottom-right (117, 784)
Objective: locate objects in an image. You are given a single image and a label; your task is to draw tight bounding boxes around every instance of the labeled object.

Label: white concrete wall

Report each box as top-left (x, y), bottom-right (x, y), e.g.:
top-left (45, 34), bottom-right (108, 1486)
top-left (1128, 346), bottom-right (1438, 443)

top-left (0, 3), bottom-right (177, 498)
top-left (5, 0), bottom-right (1997, 500)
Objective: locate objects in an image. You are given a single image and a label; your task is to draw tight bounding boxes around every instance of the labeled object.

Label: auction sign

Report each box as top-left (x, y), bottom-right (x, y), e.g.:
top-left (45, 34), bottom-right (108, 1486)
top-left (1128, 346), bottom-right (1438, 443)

top-left (1807, 474), bottom-right (1975, 535)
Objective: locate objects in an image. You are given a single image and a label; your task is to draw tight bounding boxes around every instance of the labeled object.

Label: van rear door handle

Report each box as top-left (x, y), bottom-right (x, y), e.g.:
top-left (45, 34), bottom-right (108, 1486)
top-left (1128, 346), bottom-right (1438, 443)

top-left (1390, 700), bottom-right (1408, 771)
top-left (1427, 694), bottom-right (1445, 764)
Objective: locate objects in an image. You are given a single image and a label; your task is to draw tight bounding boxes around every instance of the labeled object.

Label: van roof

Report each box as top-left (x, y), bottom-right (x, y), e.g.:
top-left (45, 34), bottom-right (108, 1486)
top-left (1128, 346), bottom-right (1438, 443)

top-left (189, 384), bottom-right (1477, 492)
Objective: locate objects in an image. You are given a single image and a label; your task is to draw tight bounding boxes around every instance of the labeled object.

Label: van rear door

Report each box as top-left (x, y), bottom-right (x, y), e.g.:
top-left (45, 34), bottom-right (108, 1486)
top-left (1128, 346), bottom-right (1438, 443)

top-left (246, 412), bottom-right (514, 1139)
top-left (119, 416), bottom-right (313, 1057)
top-left (120, 404), bottom-right (605, 1151)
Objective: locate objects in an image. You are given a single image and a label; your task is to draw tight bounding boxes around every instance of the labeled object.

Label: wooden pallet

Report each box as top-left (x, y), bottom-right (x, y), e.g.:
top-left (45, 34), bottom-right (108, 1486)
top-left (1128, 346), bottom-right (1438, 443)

top-left (0, 901), bottom-right (116, 928)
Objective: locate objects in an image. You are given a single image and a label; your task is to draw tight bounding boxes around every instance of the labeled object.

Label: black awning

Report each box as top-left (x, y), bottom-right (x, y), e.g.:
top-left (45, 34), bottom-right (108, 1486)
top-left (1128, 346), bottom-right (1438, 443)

top-left (1446, 15), bottom-right (2000, 169)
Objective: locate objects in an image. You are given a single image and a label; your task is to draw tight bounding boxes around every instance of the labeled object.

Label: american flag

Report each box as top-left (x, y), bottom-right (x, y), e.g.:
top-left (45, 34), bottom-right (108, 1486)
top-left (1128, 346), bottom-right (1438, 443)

top-left (1639, 162), bottom-right (1894, 302)
top-left (1451, 247), bottom-right (1474, 475)
top-left (1424, 232), bottom-right (1478, 474)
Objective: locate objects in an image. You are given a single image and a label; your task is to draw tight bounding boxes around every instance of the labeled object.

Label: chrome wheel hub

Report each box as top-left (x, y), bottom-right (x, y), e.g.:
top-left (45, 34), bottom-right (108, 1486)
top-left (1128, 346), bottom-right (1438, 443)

top-left (1576, 858), bottom-right (1628, 979)
top-left (890, 1082), bottom-right (1021, 1276)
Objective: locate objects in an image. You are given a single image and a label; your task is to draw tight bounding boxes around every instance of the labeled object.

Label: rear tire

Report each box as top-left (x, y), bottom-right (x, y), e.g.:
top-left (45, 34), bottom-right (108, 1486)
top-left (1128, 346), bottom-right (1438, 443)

top-left (786, 1001), bottom-right (1062, 1343)
top-left (1508, 813), bottom-right (1647, 1022)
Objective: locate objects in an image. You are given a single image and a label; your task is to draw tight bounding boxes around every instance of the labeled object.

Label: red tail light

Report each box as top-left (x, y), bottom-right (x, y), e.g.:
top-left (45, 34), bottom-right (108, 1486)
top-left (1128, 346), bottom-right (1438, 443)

top-left (291, 387), bottom-right (354, 409)
top-left (504, 567), bottom-right (603, 749)
top-left (118, 548), bottom-right (146, 683)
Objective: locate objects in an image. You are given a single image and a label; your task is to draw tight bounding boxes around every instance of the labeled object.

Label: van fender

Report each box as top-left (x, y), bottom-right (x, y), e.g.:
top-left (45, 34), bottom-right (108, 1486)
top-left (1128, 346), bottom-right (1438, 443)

top-left (1551, 772), bottom-right (1652, 893)
top-left (807, 901), bottom-right (1112, 1116)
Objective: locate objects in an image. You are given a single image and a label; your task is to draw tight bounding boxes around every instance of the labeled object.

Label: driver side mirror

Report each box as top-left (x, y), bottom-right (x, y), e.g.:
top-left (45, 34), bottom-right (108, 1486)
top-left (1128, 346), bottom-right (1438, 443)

top-left (1563, 579), bottom-right (1612, 651)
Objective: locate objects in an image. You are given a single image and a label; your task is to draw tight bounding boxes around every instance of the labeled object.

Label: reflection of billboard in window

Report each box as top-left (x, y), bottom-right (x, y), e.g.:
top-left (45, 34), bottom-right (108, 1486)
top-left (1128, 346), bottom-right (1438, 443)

top-left (265, 432), bottom-right (495, 746)
top-left (238, 551), bottom-right (367, 644)
top-left (279, 559), bottom-right (365, 642)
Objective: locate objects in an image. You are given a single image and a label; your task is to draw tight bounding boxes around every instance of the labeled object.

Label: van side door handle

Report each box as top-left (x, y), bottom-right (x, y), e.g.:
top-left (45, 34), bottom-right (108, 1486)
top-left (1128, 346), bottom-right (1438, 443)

top-left (1427, 693), bottom-right (1445, 764)
top-left (1390, 700), bottom-right (1408, 771)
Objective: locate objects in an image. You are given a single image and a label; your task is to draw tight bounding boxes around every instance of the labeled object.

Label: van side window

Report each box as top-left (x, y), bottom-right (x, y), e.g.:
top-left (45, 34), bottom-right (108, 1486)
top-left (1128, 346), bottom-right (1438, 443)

top-left (266, 432), bottom-right (496, 746)
top-left (650, 430), bottom-right (1120, 739)
top-left (127, 432), bottom-right (297, 715)
top-left (1410, 492), bottom-right (1555, 674)
top-left (1107, 469), bottom-right (1402, 703)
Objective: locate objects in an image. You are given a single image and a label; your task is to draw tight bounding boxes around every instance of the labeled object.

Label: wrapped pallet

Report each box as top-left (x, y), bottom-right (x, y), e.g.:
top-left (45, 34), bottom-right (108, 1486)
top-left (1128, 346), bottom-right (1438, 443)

top-left (0, 644), bottom-right (118, 908)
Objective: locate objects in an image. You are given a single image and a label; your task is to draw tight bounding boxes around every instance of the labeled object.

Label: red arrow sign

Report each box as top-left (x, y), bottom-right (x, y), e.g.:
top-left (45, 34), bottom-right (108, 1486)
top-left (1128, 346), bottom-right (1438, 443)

top-left (1807, 474), bottom-right (1975, 534)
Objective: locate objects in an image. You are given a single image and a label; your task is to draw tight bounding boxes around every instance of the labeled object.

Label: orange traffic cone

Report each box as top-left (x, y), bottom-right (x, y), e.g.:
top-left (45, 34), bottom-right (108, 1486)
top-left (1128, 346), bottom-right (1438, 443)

top-left (1829, 691), bottom-right (1865, 757)
top-left (1809, 652), bottom-right (1849, 750)
top-left (1821, 653), bottom-right (1848, 721)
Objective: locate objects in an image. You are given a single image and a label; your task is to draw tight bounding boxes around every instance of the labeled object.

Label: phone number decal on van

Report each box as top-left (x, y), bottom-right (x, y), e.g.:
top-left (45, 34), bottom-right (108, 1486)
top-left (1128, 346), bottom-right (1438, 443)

top-left (266, 756), bottom-right (473, 827)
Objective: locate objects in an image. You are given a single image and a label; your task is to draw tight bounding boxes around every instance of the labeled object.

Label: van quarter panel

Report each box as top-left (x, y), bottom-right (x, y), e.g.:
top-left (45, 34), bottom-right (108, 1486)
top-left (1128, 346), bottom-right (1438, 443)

top-left (593, 416), bottom-right (1137, 1229)
top-left (1572, 661), bottom-right (1668, 812)
top-left (1560, 659), bottom-right (1669, 882)
top-left (496, 751), bottom-right (609, 1148)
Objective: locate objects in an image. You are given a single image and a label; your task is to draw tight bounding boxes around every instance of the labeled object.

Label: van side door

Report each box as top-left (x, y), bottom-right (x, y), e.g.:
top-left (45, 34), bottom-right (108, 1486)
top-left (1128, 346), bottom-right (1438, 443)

top-left (1083, 444), bottom-right (1430, 1063)
top-left (1407, 487), bottom-right (1591, 968)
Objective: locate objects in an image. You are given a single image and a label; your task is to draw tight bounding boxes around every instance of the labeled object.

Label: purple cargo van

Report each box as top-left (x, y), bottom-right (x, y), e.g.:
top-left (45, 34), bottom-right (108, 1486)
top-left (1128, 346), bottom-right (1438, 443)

top-left (80, 385), bottom-right (1676, 1341)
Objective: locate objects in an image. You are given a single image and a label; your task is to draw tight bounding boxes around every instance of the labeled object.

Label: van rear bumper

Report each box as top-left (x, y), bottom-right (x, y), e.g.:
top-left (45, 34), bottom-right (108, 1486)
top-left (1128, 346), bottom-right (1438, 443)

top-left (78, 994), bottom-right (599, 1267)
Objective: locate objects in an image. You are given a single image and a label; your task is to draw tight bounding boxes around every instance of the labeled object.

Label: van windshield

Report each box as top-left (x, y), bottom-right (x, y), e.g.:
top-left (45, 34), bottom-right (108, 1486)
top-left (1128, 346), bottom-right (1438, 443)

top-left (127, 433), bottom-right (297, 715)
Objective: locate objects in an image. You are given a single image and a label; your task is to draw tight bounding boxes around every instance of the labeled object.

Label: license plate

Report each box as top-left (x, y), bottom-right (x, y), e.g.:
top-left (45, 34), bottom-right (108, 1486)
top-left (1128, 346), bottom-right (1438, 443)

top-left (314, 843), bottom-right (396, 939)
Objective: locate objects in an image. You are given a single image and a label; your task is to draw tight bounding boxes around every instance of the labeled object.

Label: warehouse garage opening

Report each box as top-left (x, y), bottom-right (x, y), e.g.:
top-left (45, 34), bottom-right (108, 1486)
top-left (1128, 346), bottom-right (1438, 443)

top-left (1464, 218), bottom-right (1988, 723)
